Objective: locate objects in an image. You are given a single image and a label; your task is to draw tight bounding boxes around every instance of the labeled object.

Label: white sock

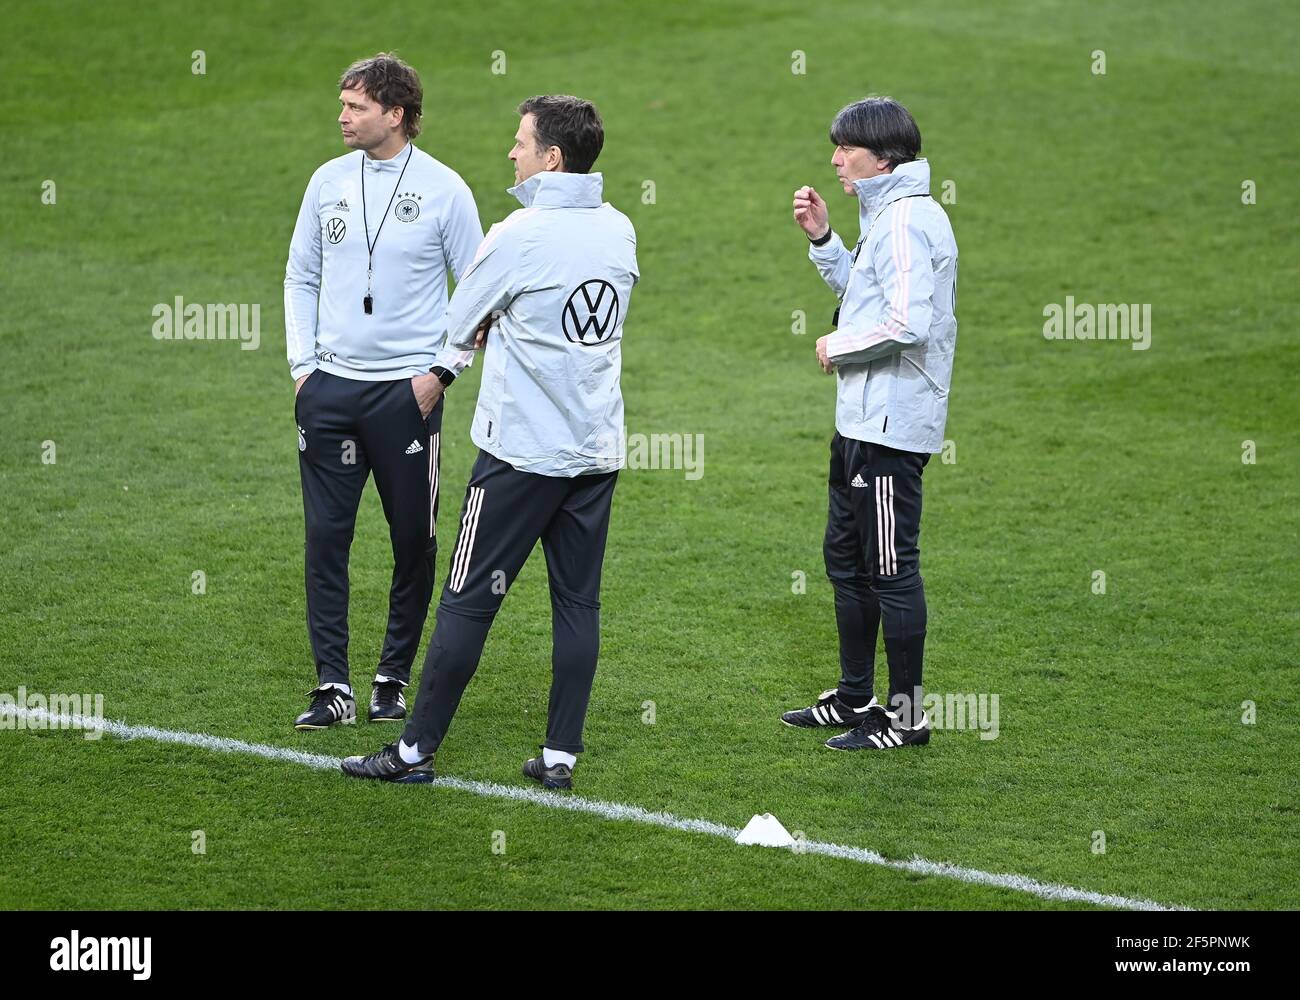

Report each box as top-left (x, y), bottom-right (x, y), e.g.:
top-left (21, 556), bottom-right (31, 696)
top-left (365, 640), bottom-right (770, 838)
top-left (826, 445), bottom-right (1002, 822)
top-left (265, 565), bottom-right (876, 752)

top-left (320, 682), bottom-right (353, 697)
top-left (542, 748), bottom-right (576, 769)
top-left (373, 674), bottom-right (406, 687)
top-left (398, 738), bottom-right (427, 764)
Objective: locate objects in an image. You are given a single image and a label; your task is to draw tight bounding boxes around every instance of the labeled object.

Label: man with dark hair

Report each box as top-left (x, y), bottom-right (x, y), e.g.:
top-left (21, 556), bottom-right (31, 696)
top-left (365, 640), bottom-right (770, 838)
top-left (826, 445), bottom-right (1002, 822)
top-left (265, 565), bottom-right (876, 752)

top-left (514, 95), bottom-right (605, 174)
top-left (284, 52), bottom-right (483, 730)
top-left (784, 96), bottom-right (958, 751)
top-left (338, 52), bottom-right (425, 140)
top-left (341, 95), bottom-right (637, 790)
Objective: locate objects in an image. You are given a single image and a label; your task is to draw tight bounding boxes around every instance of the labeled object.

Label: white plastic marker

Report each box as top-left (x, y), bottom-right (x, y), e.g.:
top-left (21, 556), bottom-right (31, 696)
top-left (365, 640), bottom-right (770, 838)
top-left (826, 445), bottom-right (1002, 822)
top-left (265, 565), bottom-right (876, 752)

top-left (736, 813), bottom-right (795, 847)
top-left (10, 706), bottom-right (1190, 911)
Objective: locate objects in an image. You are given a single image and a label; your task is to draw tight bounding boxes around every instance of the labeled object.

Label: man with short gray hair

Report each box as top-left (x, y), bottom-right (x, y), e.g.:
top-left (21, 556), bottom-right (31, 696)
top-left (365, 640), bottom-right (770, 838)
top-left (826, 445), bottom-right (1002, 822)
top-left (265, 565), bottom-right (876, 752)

top-left (783, 96), bottom-right (958, 751)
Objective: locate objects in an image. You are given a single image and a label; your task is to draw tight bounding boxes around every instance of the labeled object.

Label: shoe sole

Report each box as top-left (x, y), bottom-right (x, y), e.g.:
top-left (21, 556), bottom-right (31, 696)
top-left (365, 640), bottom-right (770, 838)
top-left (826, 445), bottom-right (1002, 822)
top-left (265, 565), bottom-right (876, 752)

top-left (523, 763), bottom-right (573, 790)
top-left (822, 733), bottom-right (931, 751)
top-left (367, 715), bottom-right (406, 723)
top-left (294, 717), bottom-right (357, 731)
top-left (781, 716), bottom-right (856, 729)
top-left (339, 770), bottom-right (437, 783)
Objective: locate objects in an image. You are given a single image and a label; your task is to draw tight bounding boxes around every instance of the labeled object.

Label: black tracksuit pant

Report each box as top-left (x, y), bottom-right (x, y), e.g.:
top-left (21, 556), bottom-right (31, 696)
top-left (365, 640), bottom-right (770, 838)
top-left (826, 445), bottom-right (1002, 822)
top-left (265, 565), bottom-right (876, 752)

top-left (824, 432), bottom-right (929, 724)
top-left (404, 449), bottom-right (617, 757)
top-left (296, 370), bottom-right (443, 687)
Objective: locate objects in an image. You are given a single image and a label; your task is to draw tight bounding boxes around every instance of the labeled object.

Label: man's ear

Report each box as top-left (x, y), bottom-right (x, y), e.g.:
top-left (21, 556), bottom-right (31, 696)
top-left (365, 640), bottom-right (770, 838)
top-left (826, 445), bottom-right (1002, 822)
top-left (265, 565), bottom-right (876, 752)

top-left (546, 145), bottom-right (564, 172)
top-left (389, 105), bottom-right (404, 131)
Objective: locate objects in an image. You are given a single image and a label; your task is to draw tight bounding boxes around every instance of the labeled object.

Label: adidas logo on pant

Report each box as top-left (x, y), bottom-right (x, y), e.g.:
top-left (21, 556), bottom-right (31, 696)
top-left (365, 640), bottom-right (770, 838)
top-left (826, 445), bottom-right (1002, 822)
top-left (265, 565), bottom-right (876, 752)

top-left (405, 439), bottom-right (424, 455)
top-left (851, 473), bottom-right (868, 488)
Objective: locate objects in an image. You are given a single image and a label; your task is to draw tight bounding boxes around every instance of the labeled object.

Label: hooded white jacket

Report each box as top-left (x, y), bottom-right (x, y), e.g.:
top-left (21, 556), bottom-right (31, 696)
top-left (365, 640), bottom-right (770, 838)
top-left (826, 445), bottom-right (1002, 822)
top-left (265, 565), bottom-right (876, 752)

top-left (809, 159), bottom-right (958, 454)
top-left (444, 171), bottom-right (639, 477)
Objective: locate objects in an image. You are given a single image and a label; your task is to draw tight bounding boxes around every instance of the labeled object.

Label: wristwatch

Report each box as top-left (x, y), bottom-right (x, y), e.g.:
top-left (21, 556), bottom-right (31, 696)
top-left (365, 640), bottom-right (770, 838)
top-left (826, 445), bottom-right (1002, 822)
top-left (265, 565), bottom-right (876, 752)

top-left (430, 365), bottom-right (456, 387)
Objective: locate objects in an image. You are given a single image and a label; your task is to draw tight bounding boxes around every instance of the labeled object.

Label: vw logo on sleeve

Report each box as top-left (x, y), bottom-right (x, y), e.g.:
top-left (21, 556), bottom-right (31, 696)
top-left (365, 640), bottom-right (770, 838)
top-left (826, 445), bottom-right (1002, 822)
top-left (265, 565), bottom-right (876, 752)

top-left (325, 217), bottom-right (347, 244)
top-left (562, 279), bottom-right (620, 346)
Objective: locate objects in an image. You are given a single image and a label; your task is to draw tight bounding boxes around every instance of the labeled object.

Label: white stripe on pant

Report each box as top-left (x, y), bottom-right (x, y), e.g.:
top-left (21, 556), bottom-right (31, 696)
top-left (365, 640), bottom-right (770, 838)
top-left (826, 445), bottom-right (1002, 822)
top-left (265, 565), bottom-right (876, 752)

top-left (875, 475), bottom-right (898, 576)
top-left (885, 475), bottom-right (896, 575)
top-left (428, 432), bottom-right (440, 537)
top-left (449, 486), bottom-right (484, 593)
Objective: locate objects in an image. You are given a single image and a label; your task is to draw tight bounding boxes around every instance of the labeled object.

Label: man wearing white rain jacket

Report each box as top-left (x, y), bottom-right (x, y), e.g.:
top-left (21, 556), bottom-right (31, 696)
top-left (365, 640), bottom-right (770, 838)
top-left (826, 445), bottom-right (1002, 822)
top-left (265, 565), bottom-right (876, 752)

top-left (342, 95), bottom-right (638, 791)
top-left (783, 96), bottom-right (958, 752)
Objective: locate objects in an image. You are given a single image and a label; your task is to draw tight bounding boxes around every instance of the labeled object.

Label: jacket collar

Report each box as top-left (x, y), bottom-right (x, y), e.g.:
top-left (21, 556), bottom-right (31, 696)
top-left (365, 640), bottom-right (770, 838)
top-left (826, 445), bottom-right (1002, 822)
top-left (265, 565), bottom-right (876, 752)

top-left (509, 171), bottom-right (604, 208)
top-left (362, 143), bottom-right (412, 172)
top-left (853, 158), bottom-right (930, 230)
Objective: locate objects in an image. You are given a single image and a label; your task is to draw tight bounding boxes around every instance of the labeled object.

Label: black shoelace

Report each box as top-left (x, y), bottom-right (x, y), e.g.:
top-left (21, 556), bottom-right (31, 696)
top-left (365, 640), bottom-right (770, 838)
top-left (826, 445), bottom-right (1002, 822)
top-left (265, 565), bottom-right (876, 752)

top-left (373, 684), bottom-right (402, 707)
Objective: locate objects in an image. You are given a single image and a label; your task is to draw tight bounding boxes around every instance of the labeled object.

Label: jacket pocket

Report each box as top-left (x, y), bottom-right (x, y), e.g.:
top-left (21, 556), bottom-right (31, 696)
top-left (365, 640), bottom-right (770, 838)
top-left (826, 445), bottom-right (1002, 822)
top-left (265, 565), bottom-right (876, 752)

top-left (903, 354), bottom-right (947, 398)
top-left (480, 352), bottom-right (507, 444)
top-left (295, 370), bottom-right (323, 416)
top-left (405, 376), bottom-right (428, 423)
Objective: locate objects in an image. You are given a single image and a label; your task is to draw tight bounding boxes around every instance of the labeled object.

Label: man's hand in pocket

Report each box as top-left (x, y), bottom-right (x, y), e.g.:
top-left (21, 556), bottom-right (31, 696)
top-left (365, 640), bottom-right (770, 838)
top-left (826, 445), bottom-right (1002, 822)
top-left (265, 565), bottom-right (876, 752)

top-left (410, 373), bottom-right (443, 419)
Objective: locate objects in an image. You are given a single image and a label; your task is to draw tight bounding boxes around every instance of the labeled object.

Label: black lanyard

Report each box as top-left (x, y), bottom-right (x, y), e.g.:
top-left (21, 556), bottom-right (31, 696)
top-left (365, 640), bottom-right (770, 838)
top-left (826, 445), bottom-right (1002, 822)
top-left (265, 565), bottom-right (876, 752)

top-left (832, 238), bottom-right (866, 328)
top-left (360, 144), bottom-right (413, 314)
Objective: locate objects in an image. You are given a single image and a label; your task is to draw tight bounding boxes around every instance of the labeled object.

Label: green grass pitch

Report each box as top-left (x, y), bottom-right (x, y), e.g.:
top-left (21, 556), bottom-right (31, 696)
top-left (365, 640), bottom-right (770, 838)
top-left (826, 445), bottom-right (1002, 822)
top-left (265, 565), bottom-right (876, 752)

top-left (1, 0), bottom-right (1296, 909)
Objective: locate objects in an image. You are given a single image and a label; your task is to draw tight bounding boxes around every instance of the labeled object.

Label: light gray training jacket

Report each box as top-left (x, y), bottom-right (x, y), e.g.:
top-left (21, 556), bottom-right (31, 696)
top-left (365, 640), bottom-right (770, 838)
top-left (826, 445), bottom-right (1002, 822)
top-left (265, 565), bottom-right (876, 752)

top-left (284, 143), bottom-right (483, 382)
top-left (444, 171), bottom-right (639, 477)
top-left (809, 158), bottom-right (958, 454)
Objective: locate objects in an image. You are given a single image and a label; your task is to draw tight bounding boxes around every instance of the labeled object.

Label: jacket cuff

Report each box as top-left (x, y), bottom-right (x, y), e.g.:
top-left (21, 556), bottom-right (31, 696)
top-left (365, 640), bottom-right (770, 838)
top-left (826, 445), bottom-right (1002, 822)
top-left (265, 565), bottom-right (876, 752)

top-left (824, 329), bottom-right (856, 362)
top-left (808, 230), bottom-right (845, 262)
top-left (432, 347), bottom-right (474, 376)
top-left (290, 361), bottom-right (318, 381)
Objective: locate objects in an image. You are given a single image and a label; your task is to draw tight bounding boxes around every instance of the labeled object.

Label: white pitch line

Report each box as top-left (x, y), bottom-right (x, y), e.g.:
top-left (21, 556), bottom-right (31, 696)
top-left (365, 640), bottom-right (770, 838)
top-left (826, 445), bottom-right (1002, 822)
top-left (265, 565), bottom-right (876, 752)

top-left (12, 707), bottom-right (1189, 911)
